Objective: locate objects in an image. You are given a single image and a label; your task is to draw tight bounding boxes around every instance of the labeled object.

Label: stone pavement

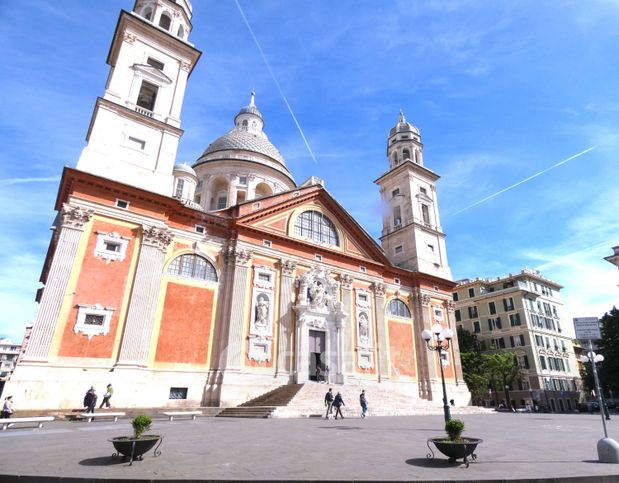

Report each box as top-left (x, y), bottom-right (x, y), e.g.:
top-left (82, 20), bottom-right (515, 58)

top-left (1, 412), bottom-right (618, 481)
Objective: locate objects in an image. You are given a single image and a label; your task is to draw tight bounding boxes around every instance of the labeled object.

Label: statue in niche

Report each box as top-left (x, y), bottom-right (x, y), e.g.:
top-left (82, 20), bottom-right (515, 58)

top-left (254, 294), bottom-right (269, 332)
top-left (358, 312), bottom-right (370, 345)
top-left (308, 280), bottom-right (327, 308)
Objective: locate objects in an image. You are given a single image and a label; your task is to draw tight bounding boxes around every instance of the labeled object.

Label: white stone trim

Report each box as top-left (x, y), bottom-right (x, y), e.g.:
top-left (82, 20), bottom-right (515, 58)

top-left (248, 337), bottom-right (272, 363)
top-left (357, 350), bottom-right (374, 370)
top-left (94, 231), bottom-right (130, 263)
top-left (74, 304), bottom-right (114, 340)
top-left (249, 289), bottom-right (274, 338)
top-left (355, 289), bottom-right (371, 308)
top-left (252, 266), bottom-right (275, 290)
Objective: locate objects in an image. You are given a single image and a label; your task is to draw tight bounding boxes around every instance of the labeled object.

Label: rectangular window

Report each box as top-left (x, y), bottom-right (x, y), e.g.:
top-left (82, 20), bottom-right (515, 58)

top-left (395, 245), bottom-right (403, 254)
top-left (84, 314), bottom-right (105, 326)
top-left (427, 244), bottom-right (435, 252)
top-left (217, 196), bottom-right (227, 210)
top-left (479, 340), bottom-right (487, 351)
top-left (509, 313), bottom-right (521, 326)
top-left (169, 387), bottom-right (188, 400)
top-left (421, 204), bottom-right (431, 224)
top-left (127, 136), bottom-right (146, 150)
top-left (315, 254), bottom-right (323, 261)
top-left (394, 277), bottom-right (400, 285)
top-left (136, 80), bottom-right (158, 112)
top-left (520, 334), bottom-right (525, 346)
top-left (468, 288), bottom-right (475, 298)
top-left (262, 239), bottom-right (272, 248)
top-left (489, 301), bottom-right (496, 315)
top-left (468, 306), bottom-right (478, 318)
top-left (258, 273), bottom-right (272, 283)
top-left (433, 307), bottom-right (443, 320)
top-left (503, 297), bottom-right (514, 311)
top-left (195, 225), bottom-right (205, 234)
top-left (455, 310), bottom-right (461, 322)
top-left (115, 199), bottom-right (129, 209)
top-left (391, 188), bottom-right (400, 198)
top-left (175, 178), bottom-right (185, 198)
top-left (147, 57), bottom-right (164, 70)
top-left (420, 187), bottom-right (428, 196)
top-left (239, 176), bottom-right (248, 186)
top-left (473, 321), bottom-right (481, 333)
top-left (393, 206), bottom-right (402, 226)
top-left (104, 241), bottom-right (121, 253)
top-left (540, 356), bottom-right (547, 370)
top-left (452, 292), bottom-right (459, 302)
top-left (359, 266), bottom-right (366, 273)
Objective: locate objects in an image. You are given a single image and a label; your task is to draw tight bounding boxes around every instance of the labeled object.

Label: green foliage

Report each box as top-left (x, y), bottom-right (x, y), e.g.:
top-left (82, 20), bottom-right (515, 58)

top-left (597, 307), bottom-right (619, 393)
top-left (457, 328), bottom-right (490, 403)
top-left (445, 418), bottom-right (465, 441)
top-left (132, 415), bottom-right (152, 439)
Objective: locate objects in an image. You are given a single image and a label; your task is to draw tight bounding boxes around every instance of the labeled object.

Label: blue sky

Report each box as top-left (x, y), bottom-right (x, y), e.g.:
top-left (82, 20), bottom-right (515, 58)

top-left (1, 0), bottom-right (618, 341)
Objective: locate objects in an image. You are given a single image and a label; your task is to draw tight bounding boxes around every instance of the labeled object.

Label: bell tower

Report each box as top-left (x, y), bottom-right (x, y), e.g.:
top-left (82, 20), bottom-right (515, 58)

top-left (374, 111), bottom-right (452, 280)
top-left (76, 0), bottom-right (201, 196)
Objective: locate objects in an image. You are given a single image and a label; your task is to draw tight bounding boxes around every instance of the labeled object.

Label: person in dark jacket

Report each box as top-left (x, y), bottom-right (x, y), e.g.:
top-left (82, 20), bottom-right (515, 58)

top-left (333, 392), bottom-right (345, 420)
top-left (360, 390), bottom-right (368, 418)
top-left (324, 388), bottom-right (334, 418)
top-left (83, 386), bottom-right (97, 414)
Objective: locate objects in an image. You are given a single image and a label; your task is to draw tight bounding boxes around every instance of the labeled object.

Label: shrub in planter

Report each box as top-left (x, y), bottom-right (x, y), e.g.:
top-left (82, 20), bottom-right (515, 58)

top-left (427, 419), bottom-right (482, 467)
top-left (109, 415), bottom-right (162, 464)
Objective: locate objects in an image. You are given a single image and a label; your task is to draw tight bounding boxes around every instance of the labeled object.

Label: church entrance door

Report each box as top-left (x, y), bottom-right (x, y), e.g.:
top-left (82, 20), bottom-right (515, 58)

top-left (308, 330), bottom-right (325, 381)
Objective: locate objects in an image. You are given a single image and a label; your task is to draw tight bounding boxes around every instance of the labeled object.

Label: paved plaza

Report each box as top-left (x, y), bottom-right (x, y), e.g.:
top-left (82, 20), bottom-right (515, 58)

top-left (1, 412), bottom-right (618, 481)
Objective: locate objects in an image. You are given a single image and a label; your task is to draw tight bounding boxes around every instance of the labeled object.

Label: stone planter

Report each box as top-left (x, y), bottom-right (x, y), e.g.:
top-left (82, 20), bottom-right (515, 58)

top-left (109, 435), bottom-right (162, 465)
top-left (427, 437), bottom-right (482, 467)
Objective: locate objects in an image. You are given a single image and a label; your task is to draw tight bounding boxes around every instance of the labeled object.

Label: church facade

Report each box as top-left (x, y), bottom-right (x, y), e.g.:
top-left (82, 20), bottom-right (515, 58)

top-left (7, 0), bottom-right (470, 409)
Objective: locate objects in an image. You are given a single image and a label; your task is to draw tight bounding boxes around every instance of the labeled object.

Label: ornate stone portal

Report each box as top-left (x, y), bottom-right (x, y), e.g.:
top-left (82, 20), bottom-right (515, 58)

top-left (294, 266), bottom-right (347, 383)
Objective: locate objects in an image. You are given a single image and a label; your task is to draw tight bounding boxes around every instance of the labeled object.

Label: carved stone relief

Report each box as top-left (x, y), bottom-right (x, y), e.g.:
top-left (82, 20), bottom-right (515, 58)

top-left (61, 204), bottom-right (93, 230)
top-left (142, 225), bottom-right (172, 251)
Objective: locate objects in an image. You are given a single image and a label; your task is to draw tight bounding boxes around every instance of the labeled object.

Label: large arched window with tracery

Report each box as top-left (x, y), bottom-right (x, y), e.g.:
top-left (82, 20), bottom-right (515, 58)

top-left (387, 298), bottom-right (411, 318)
top-left (294, 210), bottom-right (339, 246)
top-left (167, 254), bottom-right (217, 282)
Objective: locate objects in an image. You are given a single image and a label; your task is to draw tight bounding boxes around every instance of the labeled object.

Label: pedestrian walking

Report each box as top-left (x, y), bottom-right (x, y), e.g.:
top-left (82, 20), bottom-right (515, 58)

top-left (324, 388), bottom-right (334, 418)
top-left (1, 396), bottom-right (14, 418)
top-left (315, 365), bottom-right (322, 382)
top-left (360, 389), bottom-right (368, 418)
top-left (333, 391), bottom-right (345, 420)
top-left (99, 383), bottom-right (113, 409)
top-left (83, 386), bottom-right (97, 414)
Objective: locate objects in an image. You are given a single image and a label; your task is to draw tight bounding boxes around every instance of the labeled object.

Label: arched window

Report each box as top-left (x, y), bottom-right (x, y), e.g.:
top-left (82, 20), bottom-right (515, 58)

top-left (177, 25), bottom-right (185, 38)
top-left (242, 119), bottom-right (248, 128)
top-left (159, 13), bottom-right (172, 30)
top-left (403, 149), bottom-right (411, 160)
top-left (392, 153), bottom-right (398, 165)
top-left (415, 150), bottom-right (420, 163)
top-left (168, 254), bottom-right (217, 282)
top-left (294, 210), bottom-right (339, 246)
top-left (142, 7), bottom-right (153, 20)
top-left (388, 299), bottom-right (411, 318)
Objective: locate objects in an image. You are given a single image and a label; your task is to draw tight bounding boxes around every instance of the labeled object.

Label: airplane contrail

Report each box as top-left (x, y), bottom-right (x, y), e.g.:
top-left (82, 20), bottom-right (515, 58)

top-left (448, 145), bottom-right (598, 217)
top-left (0, 176), bottom-right (60, 186)
top-left (234, 0), bottom-right (318, 164)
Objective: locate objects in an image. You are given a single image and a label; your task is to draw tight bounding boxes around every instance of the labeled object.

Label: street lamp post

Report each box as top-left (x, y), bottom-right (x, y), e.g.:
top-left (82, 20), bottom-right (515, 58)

top-left (421, 323), bottom-right (453, 423)
top-left (580, 349), bottom-right (611, 423)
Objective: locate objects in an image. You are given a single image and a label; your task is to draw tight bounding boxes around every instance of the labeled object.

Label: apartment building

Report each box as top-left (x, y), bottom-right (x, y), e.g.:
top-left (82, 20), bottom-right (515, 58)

top-left (453, 269), bottom-right (582, 412)
top-left (0, 338), bottom-right (21, 396)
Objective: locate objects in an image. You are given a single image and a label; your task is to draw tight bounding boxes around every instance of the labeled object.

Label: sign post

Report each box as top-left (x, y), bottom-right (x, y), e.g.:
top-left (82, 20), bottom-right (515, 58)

top-left (573, 317), bottom-right (619, 463)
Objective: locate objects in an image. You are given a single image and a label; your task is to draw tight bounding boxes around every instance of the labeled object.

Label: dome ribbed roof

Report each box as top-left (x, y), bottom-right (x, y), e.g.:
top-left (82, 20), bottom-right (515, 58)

top-left (173, 162), bottom-right (196, 176)
top-left (201, 129), bottom-right (286, 166)
top-left (389, 110), bottom-right (420, 137)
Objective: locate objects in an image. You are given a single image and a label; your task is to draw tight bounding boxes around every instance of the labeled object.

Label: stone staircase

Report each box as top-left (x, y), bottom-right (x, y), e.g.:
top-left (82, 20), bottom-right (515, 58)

top-left (217, 382), bottom-right (492, 419)
top-left (216, 384), bottom-right (304, 418)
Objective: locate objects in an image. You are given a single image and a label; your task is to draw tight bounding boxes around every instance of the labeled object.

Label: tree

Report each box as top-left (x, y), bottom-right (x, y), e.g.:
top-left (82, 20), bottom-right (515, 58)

top-left (597, 307), bottom-right (619, 395)
top-left (457, 327), bottom-right (490, 404)
top-left (483, 352), bottom-right (521, 410)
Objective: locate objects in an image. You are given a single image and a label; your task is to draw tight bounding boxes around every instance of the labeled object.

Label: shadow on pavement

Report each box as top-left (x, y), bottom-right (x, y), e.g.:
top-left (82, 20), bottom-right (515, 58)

top-left (317, 425), bottom-right (362, 430)
top-left (405, 457), bottom-right (459, 468)
top-left (78, 456), bottom-right (128, 467)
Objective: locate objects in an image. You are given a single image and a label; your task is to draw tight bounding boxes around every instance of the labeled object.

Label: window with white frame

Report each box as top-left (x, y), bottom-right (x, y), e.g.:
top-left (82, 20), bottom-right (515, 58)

top-left (167, 254), bottom-right (217, 282)
top-left (94, 232), bottom-right (129, 263)
top-left (293, 210), bottom-right (339, 246)
top-left (74, 304), bottom-right (114, 340)
top-left (433, 306), bottom-right (443, 321)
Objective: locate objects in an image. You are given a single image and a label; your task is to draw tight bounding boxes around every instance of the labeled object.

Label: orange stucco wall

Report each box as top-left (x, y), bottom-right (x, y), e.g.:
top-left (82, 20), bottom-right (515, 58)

top-left (155, 283), bottom-right (214, 364)
top-left (58, 220), bottom-right (137, 358)
top-left (388, 320), bottom-right (417, 379)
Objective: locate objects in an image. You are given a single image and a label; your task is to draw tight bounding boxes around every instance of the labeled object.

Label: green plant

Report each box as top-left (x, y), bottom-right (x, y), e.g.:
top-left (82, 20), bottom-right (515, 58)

top-left (445, 418), bottom-right (465, 442)
top-left (132, 415), bottom-right (152, 439)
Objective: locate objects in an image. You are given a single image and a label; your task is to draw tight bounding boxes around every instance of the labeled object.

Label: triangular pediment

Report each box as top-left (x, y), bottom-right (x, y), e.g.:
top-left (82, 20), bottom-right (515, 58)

top-left (132, 64), bottom-right (173, 84)
top-left (234, 186), bottom-right (388, 264)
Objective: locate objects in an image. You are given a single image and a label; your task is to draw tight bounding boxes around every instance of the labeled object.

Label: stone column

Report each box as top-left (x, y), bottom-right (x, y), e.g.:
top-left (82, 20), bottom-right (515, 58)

top-left (223, 247), bottom-right (252, 369)
top-left (340, 274), bottom-right (354, 377)
top-left (413, 289), bottom-right (437, 399)
top-left (116, 225), bottom-right (172, 367)
top-left (25, 204), bottom-right (93, 360)
top-left (276, 259), bottom-right (297, 378)
top-left (371, 282), bottom-right (391, 382)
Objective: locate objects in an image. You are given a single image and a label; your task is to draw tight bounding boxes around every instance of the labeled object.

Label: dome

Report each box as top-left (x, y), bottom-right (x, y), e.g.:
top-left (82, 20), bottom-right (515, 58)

top-left (201, 129), bottom-right (286, 166)
top-left (389, 110), bottom-right (420, 137)
top-left (173, 162), bottom-right (196, 176)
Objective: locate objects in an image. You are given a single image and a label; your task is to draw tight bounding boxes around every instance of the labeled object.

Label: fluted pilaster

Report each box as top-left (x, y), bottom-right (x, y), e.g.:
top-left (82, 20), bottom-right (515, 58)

top-left (276, 259), bottom-right (297, 376)
top-left (25, 204), bottom-right (93, 360)
top-left (340, 274), bottom-right (354, 375)
top-left (371, 281), bottom-right (390, 381)
top-left (116, 225), bottom-right (171, 366)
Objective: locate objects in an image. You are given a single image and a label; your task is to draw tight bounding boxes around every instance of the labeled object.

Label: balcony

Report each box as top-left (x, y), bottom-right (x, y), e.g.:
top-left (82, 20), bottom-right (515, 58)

top-left (135, 106), bottom-right (154, 118)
